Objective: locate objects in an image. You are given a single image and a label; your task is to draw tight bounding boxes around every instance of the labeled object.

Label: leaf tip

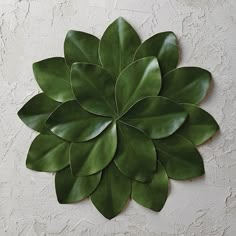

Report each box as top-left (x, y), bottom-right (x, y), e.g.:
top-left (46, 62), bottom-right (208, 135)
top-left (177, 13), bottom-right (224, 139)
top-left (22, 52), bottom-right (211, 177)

top-left (56, 197), bottom-right (66, 205)
top-left (17, 108), bottom-right (22, 119)
top-left (26, 160), bottom-right (34, 171)
top-left (117, 16), bottom-right (126, 22)
top-left (65, 30), bottom-right (75, 38)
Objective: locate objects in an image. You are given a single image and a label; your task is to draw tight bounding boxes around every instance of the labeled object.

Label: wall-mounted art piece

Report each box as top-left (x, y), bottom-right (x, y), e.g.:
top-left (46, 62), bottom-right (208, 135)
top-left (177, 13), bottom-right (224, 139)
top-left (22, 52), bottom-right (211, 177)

top-left (18, 17), bottom-right (219, 219)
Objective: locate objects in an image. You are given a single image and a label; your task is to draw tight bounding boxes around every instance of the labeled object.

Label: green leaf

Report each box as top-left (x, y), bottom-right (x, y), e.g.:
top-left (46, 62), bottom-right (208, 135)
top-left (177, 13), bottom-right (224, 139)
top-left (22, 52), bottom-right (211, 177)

top-left (70, 122), bottom-right (117, 176)
top-left (33, 57), bottom-right (74, 102)
top-left (115, 57), bottom-right (161, 115)
top-left (91, 162), bottom-right (131, 219)
top-left (46, 101), bottom-right (112, 142)
top-left (18, 93), bottom-right (60, 133)
top-left (64, 31), bottom-right (100, 67)
top-left (160, 67), bottom-right (212, 104)
top-left (99, 17), bottom-right (141, 80)
top-left (134, 32), bottom-right (179, 75)
top-left (177, 104), bottom-right (219, 145)
top-left (122, 96), bottom-right (187, 139)
top-left (114, 121), bottom-right (156, 182)
top-left (154, 134), bottom-right (205, 180)
top-left (26, 134), bottom-right (70, 172)
top-left (71, 63), bottom-right (116, 116)
top-left (132, 161), bottom-right (168, 212)
top-left (55, 167), bottom-right (101, 204)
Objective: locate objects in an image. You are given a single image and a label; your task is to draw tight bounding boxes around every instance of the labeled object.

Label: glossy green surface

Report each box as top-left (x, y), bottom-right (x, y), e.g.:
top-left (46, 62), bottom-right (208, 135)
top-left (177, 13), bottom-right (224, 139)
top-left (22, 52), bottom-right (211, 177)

top-left (26, 134), bottom-right (70, 172)
top-left (46, 101), bottom-right (112, 142)
top-left (18, 17), bottom-right (220, 219)
top-left (91, 162), bottom-right (131, 219)
top-left (71, 63), bottom-right (116, 116)
top-left (122, 96), bottom-right (187, 139)
top-left (177, 104), bottom-right (219, 145)
top-left (134, 32), bottom-right (178, 75)
top-left (154, 135), bottom-right (205, 180)
top-left (33, 57), bottom-right (74, 102)
top-left (55, 167), bottom-right (101, 204)
top-left (115, 57), bottom-right (161, 115)
top-left (99, 17), bottom-right (141, 80)
top-left (114, 121), bottom-right (156, 182)
top-left (160, 67), bottom-right (212, 104)
top-left (70, 122), bottom-right (117, 176)
top-left (18, 93), bottom-right (60, 133)
top-left (132, 161), bottom-right (168, 211)
top-left (64, 31), bottom-right (100, 67)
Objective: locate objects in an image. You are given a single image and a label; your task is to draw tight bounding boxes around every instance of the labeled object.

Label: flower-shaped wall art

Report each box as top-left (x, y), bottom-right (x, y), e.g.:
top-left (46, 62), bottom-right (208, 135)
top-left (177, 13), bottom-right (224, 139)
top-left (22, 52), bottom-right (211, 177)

top-left (18, 17), bottom-right (219, 219)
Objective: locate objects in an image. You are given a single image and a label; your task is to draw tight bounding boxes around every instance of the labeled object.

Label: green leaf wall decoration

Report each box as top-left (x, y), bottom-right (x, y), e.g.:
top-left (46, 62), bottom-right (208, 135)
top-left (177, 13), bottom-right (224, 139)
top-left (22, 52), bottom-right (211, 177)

top-left (18, 17), bottom-right (219, 219)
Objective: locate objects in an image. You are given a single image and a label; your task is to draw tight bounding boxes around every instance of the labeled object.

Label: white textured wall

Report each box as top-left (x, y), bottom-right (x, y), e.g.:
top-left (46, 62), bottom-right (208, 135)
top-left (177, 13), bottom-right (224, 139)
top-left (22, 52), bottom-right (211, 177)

top-left (0, 0), bottom-right (236, 235)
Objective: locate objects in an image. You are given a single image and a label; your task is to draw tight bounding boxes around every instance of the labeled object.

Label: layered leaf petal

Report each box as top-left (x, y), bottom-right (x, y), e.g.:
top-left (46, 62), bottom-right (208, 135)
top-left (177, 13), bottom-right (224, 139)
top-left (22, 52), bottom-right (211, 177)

top-left (114, 121), bottom-right (156, 182)
top-left (18, 93), bottom-right (60, 133)
top-left (70, 122), bottom-right (117, 176)
top-left (55, 167), bottom-right (101, 204)
top-left (91, 162), bottom-right (131, 219)
top-left (99, 17), bottom-right (141, 80)
top-left (26, 134), bottom-right (70, 172)
top-left (177, 104), bottom-right (219, 145)
top-left (33, 57), bottom-right (74, 102)
top-left (115, 57), bottom-right (161, 115)
top-left (64, 31), bottom-right (100, 67)
top-left (46, 101), bottom-right (112, 142)
top-left (154, 135), bottom-right (205, 180)
top-left (122, 96), bottom-right (187, 139)
top-left (160, 67), bottom-right (212, 104)
top-left (132, 161), bottom-right (168, 211)
top-left (71, 63), bottom-right (116, 116)
top-left (134, 32), bottom-right (179, 75)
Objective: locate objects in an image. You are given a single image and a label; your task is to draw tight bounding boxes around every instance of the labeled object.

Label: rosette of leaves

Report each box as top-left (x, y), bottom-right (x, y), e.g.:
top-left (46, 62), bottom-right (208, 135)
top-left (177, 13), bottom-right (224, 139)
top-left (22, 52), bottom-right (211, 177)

top-left (18, 17), bottom-right (219, 219)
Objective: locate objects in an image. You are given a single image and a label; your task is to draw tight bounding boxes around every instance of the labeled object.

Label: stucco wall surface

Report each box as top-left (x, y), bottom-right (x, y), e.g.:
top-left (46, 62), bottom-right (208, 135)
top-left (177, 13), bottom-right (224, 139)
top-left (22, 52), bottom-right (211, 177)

top-left (0, 0), bottom-right (236, 235)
